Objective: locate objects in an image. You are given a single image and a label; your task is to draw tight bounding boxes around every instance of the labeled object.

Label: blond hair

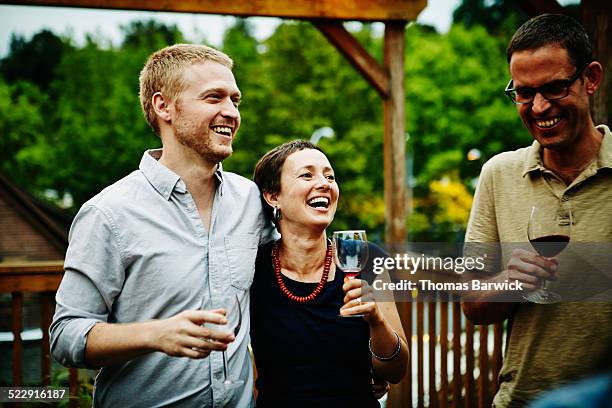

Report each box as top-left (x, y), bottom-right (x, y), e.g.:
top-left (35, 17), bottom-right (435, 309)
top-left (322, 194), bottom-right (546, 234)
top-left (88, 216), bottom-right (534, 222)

top-left (139, 44), bottom-right (233, 134)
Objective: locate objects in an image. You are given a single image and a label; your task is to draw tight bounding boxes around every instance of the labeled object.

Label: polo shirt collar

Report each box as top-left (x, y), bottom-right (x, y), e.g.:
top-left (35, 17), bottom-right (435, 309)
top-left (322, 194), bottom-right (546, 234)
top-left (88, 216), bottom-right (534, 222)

top-left (522, 125), bottom-right (612, 177)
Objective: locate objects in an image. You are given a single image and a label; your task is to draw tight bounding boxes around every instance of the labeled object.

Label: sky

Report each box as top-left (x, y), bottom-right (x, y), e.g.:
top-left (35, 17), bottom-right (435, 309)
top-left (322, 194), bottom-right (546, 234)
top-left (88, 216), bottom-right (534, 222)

top-left (0, 0), bottom-right (461, 57)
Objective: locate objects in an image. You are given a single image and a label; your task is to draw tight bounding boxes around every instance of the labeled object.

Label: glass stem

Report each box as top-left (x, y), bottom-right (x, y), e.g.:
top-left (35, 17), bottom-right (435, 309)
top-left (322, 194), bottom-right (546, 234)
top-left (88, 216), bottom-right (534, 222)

top-left (541, 279), bottom-right (549, 291)
top-left (222, 351), bottom-right (229, 381)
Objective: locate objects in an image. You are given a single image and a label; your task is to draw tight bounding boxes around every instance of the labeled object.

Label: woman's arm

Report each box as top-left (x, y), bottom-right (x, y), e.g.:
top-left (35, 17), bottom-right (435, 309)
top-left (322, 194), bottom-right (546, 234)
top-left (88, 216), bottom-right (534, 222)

top-left (341, 270), bottom-right (408, 384)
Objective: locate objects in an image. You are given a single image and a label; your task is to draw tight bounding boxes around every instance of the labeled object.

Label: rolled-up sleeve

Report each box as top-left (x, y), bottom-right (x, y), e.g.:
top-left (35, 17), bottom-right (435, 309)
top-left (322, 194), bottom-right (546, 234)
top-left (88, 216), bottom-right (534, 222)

top-left (50, 204), bottom-right (126, 368)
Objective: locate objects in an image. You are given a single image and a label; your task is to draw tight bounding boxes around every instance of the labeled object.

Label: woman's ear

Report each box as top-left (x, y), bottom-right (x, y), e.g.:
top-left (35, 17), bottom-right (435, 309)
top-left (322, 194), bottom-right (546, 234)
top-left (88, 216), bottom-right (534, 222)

top-left (263, 191), bottom-right (278, 209)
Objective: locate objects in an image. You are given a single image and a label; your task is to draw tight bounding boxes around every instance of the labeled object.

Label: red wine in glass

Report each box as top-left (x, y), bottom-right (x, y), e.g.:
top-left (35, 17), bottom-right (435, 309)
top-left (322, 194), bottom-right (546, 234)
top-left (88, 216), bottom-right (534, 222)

top-left (529, 235), bottom-right (570, 258)
top-left (524, 206), bottom-right (571, 304)
top-left (342, 269), bottom-right (361, 280)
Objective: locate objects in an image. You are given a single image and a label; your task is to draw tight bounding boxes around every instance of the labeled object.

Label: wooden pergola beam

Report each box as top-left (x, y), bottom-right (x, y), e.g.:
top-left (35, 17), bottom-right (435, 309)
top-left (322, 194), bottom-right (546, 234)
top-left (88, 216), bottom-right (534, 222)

top-left (313, 21), bottom-right (390, 98)
top-left (2, 0), bottom-right (426, 20)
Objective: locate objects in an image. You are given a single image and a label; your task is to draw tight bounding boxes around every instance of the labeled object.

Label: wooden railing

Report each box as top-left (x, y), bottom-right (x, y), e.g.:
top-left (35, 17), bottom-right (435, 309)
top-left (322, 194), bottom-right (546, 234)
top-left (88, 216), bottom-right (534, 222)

top-left (389, 300), bottom-right (505, 407)
top-left (0, 262), bottom-right (80, 406)
top-left (2, 263), bottom-right (506, 407)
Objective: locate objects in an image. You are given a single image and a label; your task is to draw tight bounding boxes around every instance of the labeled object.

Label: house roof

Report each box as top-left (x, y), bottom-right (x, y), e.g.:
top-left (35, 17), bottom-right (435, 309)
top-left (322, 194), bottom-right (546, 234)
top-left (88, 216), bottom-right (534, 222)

top-left (0, 172), bottom-right (71, 254)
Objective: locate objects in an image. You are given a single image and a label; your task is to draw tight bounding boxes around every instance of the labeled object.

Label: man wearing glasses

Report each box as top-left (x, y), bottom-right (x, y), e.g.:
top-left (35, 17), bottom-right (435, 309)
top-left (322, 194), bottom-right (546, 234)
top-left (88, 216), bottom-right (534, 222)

top-left (462, 14), bottom-right (612, 407)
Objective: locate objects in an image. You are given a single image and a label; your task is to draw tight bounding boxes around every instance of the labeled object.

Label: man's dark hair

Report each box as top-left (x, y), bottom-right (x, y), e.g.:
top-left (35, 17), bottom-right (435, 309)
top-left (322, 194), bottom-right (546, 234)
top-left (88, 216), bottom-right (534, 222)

top-left (253, 140), bottom-right (324, 226)
top-left (507, 14), bottom-right (593, 69)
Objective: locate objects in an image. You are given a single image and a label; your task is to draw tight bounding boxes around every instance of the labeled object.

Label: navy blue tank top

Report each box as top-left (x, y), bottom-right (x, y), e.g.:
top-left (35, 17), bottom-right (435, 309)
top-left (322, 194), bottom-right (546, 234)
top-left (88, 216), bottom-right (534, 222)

top-left (250, 242), bottom-right (380, 408)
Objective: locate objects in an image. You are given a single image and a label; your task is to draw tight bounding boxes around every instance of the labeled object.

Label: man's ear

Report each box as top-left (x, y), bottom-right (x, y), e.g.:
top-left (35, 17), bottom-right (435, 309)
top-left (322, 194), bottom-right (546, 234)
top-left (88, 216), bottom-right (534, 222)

top-left (152, 92), bottom-right (172, 123)
top-left (263, 191), bottom-right (278, 209)
top-left (584, 61), bottom-right (603, 95)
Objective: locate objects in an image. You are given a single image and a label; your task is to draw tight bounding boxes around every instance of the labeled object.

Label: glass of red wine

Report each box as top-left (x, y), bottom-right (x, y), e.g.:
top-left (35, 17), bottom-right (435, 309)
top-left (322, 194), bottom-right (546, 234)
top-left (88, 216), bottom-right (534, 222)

top-left (333, 230), bottom-right (369, 317)
top-left (523, 206), bottom-right (571, 304)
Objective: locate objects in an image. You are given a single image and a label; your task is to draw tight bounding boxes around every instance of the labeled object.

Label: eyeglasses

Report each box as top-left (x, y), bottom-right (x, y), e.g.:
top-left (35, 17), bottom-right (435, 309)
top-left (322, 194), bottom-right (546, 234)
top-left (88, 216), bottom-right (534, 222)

top-left (504, 64), bottom-right (589, 104)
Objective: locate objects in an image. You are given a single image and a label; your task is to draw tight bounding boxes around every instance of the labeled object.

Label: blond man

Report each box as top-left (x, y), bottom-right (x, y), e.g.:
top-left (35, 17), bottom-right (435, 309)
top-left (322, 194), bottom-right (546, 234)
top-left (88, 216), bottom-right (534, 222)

top-left (51, 44), bottom-right (270, 407)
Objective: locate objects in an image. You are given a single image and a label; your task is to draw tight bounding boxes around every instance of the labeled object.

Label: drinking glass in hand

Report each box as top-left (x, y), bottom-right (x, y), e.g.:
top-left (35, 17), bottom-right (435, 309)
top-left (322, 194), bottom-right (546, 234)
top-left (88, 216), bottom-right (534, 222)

top-left (221, 294), bottom-right (244, 389)
top-left (523, 206), bottom-right (571, 304)
top-left (333, 230), bottom-right (369, 317)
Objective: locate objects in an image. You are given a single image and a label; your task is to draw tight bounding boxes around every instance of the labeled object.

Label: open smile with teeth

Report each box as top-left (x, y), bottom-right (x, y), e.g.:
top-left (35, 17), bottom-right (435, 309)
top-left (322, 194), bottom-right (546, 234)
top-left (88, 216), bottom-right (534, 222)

top-left (307, 196), bottom-right (330, 209)
top-left (211, 125), bottom-right (233, 137)
top-left (535, 117), bottom-right (561, 129)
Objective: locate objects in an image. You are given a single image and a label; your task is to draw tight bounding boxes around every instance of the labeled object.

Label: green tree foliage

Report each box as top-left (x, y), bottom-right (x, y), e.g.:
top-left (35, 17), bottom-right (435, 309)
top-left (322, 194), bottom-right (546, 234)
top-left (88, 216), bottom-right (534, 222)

top-left (0, 78), bottom-right (46, 183)
top-left (0, 30), bottom-right (67, 90)
top-left (453, 0), bottom-right (528, 37)
top-left (121, 20), bottom-right (184, 49)
top-left (0, 17), bottom-right (534, 240)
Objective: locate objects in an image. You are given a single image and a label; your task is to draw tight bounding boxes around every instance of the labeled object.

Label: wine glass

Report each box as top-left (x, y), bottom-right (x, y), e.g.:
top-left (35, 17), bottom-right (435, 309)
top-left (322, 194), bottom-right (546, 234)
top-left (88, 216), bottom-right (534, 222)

top-left (333, 230), bottom-right (369, 317)
top-left (523, 206), bottom-right (571, 304)
top-left (220, 294), bottom-right (244, 389)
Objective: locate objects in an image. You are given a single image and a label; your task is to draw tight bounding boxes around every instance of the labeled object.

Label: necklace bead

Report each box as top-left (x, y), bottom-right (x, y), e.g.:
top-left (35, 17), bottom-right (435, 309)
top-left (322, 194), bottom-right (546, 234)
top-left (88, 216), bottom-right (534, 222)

top-left (272, 240), bottom-right (332, 303)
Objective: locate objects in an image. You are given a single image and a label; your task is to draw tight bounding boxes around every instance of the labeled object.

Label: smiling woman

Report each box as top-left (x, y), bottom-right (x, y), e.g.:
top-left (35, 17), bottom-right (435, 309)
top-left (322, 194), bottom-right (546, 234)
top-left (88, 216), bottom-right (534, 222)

top-left (250, 140), bottom-right (408, 407)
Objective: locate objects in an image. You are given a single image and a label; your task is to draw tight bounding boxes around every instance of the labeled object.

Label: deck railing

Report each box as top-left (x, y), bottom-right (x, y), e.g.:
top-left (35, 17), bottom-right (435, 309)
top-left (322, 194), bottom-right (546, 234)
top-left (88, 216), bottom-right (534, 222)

top-left (2, 263), bottom-right (506, 407)
top-left (388, 301), bottom-right (505, 407)
top-left (0, 262), bottom-right (79, 407)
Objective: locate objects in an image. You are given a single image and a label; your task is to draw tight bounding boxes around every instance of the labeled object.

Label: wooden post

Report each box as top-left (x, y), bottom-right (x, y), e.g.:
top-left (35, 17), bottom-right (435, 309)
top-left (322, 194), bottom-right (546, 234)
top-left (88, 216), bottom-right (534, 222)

top-left (465, 322), bottom-right (475, 408)
top-left (12, 292), bottom-right (23, 386)
top-left (440, 302), bottom-right (449, 408)
top-left (478, 326), bottom-right (489, 407)
top-left (417, 302), bottom-right (425, 407)
top-left (383, 21), bottom-right (407, 245)
top-left (41, 292), bottom-right (54, 385)
top-left (452, 301), bottom-right (462, 408)
top-left (428, 302), bottom-right (437, 407)
top-left (582, 0), bottom-right (611, 126)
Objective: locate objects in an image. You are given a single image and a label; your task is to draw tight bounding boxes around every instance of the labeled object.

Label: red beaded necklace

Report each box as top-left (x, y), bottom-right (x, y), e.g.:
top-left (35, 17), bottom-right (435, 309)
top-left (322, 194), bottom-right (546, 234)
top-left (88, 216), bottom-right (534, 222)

top-left (272, 239), bottom-right (332, 303)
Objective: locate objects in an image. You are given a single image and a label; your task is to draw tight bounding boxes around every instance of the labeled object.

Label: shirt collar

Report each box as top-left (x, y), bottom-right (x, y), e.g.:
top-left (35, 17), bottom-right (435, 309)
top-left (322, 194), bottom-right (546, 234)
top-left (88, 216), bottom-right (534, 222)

top-left (139, 149), bottom-right (225, 200)
top-left (522, 140), bottom-right (545, 177)
top-left (595, 125), bottom-right (612, 170)
top-left (522, 125), bottom-right (612, 177)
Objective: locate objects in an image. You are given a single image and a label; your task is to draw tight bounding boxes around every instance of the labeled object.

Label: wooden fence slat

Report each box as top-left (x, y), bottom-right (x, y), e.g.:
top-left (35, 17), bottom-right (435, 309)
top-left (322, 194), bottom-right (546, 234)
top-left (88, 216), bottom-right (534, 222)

top-left (12, 292), bottom-right (23, 387)
top-left (69, 368), bottom-right (79, 408)
top-left (41, 292), bottom-right (54, 385)
top-left (452, 302), bottom-right (461, 408)
top-left (417, 302), bottom-right (424, 407)
top-left (388, 301), bottom-right (412, 407)
top-left (465, 321), bottom-right (475, 408)
top-left (407, 301), bottom-right (413, 406)
top-left (492, 322), bottom-right (504, 395)
top-left (478, 325), bottom-right (489, 407)
top-left (428, 302), bottom-right (437, 407)
top-left (440, 302), bottom-right (449, 408)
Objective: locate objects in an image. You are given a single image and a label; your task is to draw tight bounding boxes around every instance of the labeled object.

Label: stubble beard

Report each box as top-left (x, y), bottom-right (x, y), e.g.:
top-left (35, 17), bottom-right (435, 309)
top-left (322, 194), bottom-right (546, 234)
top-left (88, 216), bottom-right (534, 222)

top-left (173, 112), bottom-right (232, 164)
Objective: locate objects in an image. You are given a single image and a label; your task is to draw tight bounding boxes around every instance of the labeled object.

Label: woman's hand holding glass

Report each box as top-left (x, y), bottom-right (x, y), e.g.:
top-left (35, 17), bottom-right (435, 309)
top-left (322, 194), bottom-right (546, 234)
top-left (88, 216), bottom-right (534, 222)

top-left (340, 278), bottom-right (383, 324)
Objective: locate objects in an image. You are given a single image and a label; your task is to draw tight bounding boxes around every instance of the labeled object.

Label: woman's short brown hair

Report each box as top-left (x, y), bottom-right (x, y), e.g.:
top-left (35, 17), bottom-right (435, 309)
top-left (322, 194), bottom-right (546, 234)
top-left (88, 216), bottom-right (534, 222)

top-left (253, 140), bottom-right (323, 225)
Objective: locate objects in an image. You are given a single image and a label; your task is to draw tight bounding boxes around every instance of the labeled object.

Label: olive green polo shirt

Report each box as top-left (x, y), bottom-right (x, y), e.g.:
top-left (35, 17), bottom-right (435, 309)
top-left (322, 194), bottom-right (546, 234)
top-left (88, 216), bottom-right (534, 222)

top-left (466, 125), bottom-right (612, 407)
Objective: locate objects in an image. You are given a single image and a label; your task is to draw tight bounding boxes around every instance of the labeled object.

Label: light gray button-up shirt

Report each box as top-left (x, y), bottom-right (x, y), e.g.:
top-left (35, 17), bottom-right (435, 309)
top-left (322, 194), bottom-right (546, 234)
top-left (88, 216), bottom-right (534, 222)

top-left (50, 149), bottom-right (271, 407)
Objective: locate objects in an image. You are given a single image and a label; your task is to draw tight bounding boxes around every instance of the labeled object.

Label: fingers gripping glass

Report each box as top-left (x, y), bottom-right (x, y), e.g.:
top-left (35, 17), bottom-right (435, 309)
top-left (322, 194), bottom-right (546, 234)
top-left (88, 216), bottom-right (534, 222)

top-left (504, 63), bottom-right (588, 104)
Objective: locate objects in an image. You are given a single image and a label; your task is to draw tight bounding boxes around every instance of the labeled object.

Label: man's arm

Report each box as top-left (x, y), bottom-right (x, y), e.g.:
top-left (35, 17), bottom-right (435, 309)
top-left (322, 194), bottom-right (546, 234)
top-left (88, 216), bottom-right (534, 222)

top-left (84, 310), bottom-right (232, 368)
top-left (50, 205), bottom-right (233, 369)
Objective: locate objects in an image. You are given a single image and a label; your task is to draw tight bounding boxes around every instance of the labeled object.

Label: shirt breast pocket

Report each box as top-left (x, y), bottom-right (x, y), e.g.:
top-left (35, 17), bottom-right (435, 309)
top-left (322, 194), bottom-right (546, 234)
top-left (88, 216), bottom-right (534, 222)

top-left (225, 234), bottom-right (258, 290)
